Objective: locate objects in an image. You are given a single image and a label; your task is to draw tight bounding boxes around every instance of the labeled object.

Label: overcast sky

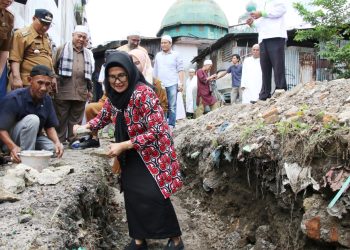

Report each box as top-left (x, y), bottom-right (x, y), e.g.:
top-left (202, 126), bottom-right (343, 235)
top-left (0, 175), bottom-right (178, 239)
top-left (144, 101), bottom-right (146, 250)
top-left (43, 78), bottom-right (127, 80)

top-left (85, 0), bottom-right (304, 46)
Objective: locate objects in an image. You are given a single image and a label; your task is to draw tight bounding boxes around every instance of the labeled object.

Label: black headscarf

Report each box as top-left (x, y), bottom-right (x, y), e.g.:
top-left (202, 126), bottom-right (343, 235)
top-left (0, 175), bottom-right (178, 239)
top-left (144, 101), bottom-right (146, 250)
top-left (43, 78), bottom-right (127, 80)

top-left (103, 52), bottom-right (148, 166)
top-left (104, 51), bottom-right (147, 110)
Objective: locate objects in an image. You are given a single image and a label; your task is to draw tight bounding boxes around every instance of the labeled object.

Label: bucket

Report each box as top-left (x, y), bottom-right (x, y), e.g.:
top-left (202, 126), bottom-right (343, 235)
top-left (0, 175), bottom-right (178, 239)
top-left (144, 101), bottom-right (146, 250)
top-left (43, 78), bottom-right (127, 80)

top-left (19, 150), bottom-right (53, 172)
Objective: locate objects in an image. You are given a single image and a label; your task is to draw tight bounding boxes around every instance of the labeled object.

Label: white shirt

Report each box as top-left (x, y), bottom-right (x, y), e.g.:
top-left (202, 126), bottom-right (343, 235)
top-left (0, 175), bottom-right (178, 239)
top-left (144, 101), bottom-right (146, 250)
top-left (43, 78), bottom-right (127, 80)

top-left (153, 50), bottom-right (184, 88)
top-left (98, 64), bottom-right (105, 92)
top-left (185, 75), bottom-right (197, 113)
top-left (255, 0), bottom-right (287, 43)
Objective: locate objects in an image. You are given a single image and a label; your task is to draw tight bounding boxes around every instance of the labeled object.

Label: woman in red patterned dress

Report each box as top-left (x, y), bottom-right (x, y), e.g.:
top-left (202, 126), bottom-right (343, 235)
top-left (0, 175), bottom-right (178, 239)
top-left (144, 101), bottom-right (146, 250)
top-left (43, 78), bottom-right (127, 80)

top-left (74, 51), bottom-right (184, 250)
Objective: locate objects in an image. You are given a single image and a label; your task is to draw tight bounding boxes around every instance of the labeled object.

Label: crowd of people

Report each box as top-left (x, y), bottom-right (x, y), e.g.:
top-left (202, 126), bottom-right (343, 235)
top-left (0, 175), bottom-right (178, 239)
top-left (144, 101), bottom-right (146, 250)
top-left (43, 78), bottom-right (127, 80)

top-left (0, 0), bottom-right (288, 249)
top-left (183, 0), bottom-right (287, 117)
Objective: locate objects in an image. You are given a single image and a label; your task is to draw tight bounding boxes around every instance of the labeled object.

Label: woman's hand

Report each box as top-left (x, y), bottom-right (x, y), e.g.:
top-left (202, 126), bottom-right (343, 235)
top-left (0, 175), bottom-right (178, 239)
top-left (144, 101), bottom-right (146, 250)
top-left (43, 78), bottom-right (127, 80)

top-left (107, 141), bottom-right (133, 157)
top-left (73, 124), bottom-right (91, 136)
top-left (73, 124), bottom-right (81, 136)
top-left (107, 143), bottom-right (124, 157)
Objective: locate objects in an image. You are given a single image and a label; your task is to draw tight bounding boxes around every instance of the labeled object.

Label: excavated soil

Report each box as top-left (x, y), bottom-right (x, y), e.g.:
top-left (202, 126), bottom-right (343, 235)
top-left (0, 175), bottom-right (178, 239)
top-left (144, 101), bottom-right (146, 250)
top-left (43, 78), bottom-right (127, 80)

top-left (173, 79), bottom-right (350, 250)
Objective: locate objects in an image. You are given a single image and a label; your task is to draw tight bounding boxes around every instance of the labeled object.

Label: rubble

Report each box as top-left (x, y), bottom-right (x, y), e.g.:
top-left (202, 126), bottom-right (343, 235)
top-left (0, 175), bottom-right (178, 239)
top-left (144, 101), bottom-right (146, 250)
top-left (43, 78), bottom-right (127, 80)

top-left (0, 148), bottom-right (120, 249)
top-left (173, 79), bottom-right (350, 249)
top-left (301, 195), bottom-right (350, 248)
top-left (0, 175), bottom-right (25, 194)
top-left (1, 163), bottom-right (74, 190)
top-left (0, 187), bottom-right (20, 202)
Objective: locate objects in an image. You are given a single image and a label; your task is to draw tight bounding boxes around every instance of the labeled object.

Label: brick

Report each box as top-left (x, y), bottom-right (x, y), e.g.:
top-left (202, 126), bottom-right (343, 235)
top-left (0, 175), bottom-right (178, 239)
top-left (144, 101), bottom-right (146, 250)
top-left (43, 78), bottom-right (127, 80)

top-left (305, 217), bottom-right (321, 240)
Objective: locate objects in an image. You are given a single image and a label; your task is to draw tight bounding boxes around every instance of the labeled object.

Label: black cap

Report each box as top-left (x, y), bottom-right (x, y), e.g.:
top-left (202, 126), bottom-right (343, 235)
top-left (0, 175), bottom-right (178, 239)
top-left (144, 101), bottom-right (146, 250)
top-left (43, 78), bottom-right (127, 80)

top-left (34, 9), bottom-right (53, 23)
top-left (30, 65), bottom-right (54, 77)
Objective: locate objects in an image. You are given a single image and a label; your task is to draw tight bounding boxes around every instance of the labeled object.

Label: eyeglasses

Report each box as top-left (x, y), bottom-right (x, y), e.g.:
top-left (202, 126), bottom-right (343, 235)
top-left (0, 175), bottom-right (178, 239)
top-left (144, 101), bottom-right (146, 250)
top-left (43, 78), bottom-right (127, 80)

top-left (108, 73), bottom-right (128, 84)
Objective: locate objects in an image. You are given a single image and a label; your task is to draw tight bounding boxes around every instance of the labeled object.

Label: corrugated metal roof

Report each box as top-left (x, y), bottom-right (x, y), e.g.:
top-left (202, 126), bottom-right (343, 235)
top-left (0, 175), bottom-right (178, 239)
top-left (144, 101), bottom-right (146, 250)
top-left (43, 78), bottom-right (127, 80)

top-left (191, 32), bottom-right (258, 63)
top-left (191, 29), bottom-right (317, 63)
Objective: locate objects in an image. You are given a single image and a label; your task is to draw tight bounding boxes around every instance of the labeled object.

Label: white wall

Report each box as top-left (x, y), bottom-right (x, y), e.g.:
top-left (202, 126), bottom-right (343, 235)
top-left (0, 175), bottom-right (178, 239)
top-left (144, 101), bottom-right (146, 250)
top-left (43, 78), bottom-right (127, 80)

top-left (173, 44), bottom-right (198, 71)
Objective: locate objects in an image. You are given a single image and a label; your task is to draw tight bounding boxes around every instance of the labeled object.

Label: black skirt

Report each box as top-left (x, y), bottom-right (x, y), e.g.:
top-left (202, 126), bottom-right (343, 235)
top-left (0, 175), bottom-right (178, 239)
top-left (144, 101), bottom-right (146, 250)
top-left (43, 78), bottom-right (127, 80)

top-left (121, 149), bottom-right (182, 239)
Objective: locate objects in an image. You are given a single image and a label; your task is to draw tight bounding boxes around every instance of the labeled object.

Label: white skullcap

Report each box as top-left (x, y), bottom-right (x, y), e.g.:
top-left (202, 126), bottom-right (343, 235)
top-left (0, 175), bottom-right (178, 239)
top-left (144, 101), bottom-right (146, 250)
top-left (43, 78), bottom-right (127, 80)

top-left (188, 68), bottom-right (195, 72)
top-left (204, 59), bottom-right (213, 65)
top-left (161, 35), bottom-right (172, 43)
top-left (127, 30), bottom-right (141, 37)
top-left (74, 25), bottom-right (89, 35)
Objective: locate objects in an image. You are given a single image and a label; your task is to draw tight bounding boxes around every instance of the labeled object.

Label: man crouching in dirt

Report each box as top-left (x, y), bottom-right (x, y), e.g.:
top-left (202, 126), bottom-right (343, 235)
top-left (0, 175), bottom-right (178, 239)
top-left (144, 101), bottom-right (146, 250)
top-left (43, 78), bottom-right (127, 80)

top-left (0, 65), bottom-right (63, 163)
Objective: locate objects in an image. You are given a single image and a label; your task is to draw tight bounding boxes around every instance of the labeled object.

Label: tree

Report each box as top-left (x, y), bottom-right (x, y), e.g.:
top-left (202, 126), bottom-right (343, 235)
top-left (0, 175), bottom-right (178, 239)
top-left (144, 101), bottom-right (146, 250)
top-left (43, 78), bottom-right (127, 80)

top-left (294, 0), bottom-right (350, 78)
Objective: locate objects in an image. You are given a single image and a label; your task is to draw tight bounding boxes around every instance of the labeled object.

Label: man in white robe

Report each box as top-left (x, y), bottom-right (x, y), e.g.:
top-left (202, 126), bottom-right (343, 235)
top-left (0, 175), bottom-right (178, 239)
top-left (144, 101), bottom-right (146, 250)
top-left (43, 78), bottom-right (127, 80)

top-left (185, 68), bottom-right (197, 118)
top-left (241, 44), bottom-right (262, 104)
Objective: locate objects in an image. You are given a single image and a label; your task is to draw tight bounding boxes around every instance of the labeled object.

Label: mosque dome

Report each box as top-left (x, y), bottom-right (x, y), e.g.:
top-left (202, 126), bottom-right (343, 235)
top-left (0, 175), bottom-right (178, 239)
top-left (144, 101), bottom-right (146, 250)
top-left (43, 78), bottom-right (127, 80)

top-left (157, 0), bottom-right (229, 40)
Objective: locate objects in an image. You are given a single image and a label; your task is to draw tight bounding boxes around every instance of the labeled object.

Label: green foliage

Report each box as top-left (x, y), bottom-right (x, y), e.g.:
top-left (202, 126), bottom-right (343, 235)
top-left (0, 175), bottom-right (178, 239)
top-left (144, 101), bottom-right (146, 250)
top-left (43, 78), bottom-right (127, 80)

top-left (294, 0), bottom-right (350, 77)
top-left (240, 120), bottom-right (265, 141)
top-left (315, 111), bottom-right (325, 121)
top-left (296, 104), bottom-right (309, 117)
top-left (275, 120), bottom-right (310, 137)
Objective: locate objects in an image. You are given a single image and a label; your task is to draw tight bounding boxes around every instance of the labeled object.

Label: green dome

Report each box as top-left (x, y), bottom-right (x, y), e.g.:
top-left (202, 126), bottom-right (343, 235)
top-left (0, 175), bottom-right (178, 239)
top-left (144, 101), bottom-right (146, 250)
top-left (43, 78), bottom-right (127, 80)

top-left (157, 0), bottom-right (229, 37)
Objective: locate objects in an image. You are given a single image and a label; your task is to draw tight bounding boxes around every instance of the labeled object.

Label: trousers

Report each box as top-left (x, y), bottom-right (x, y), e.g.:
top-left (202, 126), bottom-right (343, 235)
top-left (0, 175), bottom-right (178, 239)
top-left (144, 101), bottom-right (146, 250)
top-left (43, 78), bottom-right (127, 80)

top-left (1, 114), bottom-right (54, 152)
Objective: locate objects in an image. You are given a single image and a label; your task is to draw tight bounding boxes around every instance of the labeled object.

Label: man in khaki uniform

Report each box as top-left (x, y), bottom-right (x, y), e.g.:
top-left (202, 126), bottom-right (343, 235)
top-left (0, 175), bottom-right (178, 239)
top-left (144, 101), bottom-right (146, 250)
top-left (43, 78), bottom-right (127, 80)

top-left (54, 25), bottom-right (93, 144)
top-left (9, 9), bottom-right (55, 89)
top-left (0, 0), bottom-right (14, 98)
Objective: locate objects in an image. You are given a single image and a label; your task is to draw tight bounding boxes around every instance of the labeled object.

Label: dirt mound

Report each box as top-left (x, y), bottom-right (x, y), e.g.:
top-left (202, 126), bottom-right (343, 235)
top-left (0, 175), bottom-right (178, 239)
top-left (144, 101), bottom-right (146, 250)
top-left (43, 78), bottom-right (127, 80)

top-left (173, 79), bottom-right (350, 249)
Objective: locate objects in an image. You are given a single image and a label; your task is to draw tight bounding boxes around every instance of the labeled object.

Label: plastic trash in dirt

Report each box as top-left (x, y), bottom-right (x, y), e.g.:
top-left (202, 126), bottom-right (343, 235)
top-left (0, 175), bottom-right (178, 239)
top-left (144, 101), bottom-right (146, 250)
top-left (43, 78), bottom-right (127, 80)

top-left (327, 201), bottom-right (347, 219)
top-left (283, 162), bottom-right (320, 194)
top-left (211, 146), bottom-right (223, 168)
top-left (216, 121), bottom-right (232, 133)
top-left (324, 165), bottom-right (350, 192)
top-left (327, 175), bottom-right (350, 218)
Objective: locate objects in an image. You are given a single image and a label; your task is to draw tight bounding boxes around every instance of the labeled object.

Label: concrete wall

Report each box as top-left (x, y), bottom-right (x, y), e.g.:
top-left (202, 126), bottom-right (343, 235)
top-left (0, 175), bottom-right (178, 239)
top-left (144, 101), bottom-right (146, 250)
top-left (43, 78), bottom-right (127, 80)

top-left (173, 44), bottom-right (198, 79)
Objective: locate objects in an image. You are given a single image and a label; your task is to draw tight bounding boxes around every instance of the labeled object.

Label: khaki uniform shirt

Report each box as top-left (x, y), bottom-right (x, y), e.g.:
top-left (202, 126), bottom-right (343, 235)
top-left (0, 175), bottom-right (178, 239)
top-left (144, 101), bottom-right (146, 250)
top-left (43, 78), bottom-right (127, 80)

top-left (0, 9), bottom-right (14, 51)
top-left (54, 46), bottom-right (87, 102)
top-left (9, 24), bottom-right (54, 86)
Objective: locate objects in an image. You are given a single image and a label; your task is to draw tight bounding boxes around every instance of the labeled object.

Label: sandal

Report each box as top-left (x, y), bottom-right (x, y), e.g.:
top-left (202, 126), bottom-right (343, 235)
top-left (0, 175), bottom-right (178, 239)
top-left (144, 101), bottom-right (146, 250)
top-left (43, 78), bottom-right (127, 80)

top-left (125, 239), bottom-right (148, 250)
top-left (164, 237), bottom-right (184, 250)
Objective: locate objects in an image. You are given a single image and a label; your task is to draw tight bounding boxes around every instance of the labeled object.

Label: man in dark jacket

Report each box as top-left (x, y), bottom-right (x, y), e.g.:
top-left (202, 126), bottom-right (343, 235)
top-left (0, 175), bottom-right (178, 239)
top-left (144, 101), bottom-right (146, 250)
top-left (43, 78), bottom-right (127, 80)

top-left (0, 65), bottom-right (63, 163)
